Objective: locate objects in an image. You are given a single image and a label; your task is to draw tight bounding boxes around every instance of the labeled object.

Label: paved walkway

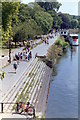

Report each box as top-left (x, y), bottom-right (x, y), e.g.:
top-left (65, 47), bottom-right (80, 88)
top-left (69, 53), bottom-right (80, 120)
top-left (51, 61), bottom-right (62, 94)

top-left (0, 113), bottom-right (32, 120)
top-left (0, 33), bottom-right (59, 100)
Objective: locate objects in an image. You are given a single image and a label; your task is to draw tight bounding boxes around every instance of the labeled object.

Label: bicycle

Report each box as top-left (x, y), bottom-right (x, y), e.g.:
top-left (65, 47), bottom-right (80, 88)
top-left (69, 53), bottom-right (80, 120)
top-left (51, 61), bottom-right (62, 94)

top-left (15, 102), bottom-right (35, 118)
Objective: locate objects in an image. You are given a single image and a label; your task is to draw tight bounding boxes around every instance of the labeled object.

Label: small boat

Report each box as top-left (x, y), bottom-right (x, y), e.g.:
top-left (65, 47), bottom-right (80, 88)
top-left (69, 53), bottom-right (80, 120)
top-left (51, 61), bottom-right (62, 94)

top-left (69, 34), bottom-right (79, 46)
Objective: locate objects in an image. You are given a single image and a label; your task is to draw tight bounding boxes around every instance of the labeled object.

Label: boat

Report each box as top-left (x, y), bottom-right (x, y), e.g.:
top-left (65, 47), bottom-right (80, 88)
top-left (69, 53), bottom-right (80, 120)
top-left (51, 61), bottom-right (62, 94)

top-left (69, 34), bottom-right (79, 46)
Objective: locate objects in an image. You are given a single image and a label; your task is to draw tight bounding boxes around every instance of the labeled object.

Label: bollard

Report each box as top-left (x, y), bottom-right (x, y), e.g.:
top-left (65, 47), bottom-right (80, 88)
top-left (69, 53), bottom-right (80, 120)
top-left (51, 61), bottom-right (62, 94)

top-left (16, 103), bottom-right (19, 112)
top-left (1, 103), bottom-right (3, 113)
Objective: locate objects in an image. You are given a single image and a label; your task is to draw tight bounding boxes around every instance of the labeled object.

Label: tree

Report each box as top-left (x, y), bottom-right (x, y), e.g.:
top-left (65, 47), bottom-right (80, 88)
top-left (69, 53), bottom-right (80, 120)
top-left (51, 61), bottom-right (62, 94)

top-left (48, 10), bottom-right (62, 29)
top-left (34, 11), bottom-right (53, 34)
top-left (71, 20), bottom-right (78, 29)
top-left (2, 2), bottom-right (20, 45)
top-left (18, 3), bottom-right (43, 23)
top-left (13, 3), bottom-right (53, 43)
top-left (37, 2), bottom-right (62, 12)
top-left (37, 2), bottom-right (62, 29)
top-left (60, 13), bottom-right (79, 29)
top-left (78, 19), bottom-right (80, 29)
top-left (13, 19), bottom-right (43, 44)
top-left (2, 2), bottom-right (20, 62)
top-left (58, 12), bottom-right (71, 29)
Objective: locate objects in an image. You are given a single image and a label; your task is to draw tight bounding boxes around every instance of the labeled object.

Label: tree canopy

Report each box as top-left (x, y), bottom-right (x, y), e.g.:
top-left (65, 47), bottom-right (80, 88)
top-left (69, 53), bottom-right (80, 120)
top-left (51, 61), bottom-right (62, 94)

top-left (12, 3), bottom-right (53, 42)
top-left (48, 10), bottom-right (62, 29)
top-left (2, 2), bottom-right (79, 47)
top-left (37, 2), bottom-right (62, 12)
top-left (2, 2), bottom-right (20, 44)
top-left (37, 2), bottom-right (62, 29)
top-left (34, 11), bottom-right (53, 34)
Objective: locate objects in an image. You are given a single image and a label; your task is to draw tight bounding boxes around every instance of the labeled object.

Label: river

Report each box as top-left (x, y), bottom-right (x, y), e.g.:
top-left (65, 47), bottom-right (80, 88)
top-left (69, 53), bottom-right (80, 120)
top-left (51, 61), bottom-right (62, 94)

top-left (46, 40), bottom-right (79, 118)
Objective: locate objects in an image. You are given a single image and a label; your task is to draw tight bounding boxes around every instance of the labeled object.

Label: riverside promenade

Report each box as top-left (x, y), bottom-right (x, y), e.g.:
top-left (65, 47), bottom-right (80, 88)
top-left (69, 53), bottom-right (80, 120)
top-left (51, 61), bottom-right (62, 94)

top-left (0, 33), bottom-right (59, 119)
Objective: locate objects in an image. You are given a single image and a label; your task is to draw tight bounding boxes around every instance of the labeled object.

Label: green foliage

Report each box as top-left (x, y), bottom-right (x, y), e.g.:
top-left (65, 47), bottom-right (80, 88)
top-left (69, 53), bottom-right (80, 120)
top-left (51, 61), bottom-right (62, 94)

top-left (2, 2), bottom-right (20, 44)
top-left (37, 2), bottom-right (62, 12)
top-left (13, 3), bottom-right (53, 42)
top-left (34, 11), bottom-right (53, 34)
top-left (78, 20), bottom-right (80, 29)
top-left (0, 70), bottom-right (6, 80)
top-left (56, 38), bottom-right (69, 47)
top-left (37, 2), bottom-right (62, 29)
top-left (60, 13), bottom-right (79, 29)
top-left (56, 39), bottom-right (63, 46)
top-left (2, 1), bottom-right (78, 47)
top-left (48, 10), bottom-right (62, 29)
top-left (62, 41), bottom-right (69, 47)
top-left (71, 20), bottom-right (78, 29)
top-left (18, 3), bottom-right (43, 23)
top-left (13, 19), bottom-right (43, 41)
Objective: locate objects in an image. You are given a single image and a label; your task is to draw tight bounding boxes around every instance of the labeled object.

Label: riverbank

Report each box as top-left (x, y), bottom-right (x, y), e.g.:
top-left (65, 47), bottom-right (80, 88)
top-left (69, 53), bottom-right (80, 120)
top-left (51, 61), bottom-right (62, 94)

top-left (0, 35), bottom-right (69, 119)
top-left (45, 35), bottom-right (79, 118)
top-left (46, 46), bottom-right (78, 118)
top-left (1, 33), bottom-right (58, 97)
top-left (0, 33), bottom-right (59, 119)
top-left (1, 58), bottom-right (52, 118)
top-left (41, 36), bottom-right (69, 74)
top-left (35, 36), bottom-right (69, 118)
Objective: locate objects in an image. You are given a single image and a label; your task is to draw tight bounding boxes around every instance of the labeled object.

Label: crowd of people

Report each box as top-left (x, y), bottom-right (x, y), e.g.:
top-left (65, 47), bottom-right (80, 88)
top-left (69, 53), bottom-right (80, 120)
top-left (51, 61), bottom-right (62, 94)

top-left (13, 31), bottom-right (57, 73)
top-left (13, 47), bottom-right (32, 73)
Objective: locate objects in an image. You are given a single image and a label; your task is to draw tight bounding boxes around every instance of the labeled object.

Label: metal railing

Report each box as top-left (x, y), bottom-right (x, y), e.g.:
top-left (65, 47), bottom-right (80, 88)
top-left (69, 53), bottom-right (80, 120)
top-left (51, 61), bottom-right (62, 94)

top-left (0, 102), bottom-right (18, 113)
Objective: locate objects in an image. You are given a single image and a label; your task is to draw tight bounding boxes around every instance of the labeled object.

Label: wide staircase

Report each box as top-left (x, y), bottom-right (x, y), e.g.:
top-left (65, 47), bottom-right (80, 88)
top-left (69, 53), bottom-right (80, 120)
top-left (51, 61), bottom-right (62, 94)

top-left (1, 57), bottom-right (52, 116)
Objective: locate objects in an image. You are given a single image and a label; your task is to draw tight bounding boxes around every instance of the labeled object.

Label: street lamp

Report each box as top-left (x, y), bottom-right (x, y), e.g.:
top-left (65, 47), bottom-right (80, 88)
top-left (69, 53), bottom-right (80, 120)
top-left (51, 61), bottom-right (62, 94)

top-left (0, 70), bottom-right (6, 113)
top-left (8, 36), bottom-right (11, 63)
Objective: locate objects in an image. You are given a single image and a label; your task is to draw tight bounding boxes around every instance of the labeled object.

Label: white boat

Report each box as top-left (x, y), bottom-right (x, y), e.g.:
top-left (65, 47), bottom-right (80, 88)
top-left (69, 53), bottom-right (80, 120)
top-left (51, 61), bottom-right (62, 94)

top-left (69, 34), bottom-right (79, 46)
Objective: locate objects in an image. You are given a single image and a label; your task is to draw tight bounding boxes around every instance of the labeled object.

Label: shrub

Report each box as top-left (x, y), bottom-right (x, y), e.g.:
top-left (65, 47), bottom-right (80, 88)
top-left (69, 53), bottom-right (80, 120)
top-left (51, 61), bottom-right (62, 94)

top-left (55, 38), bottom-right (69, 47)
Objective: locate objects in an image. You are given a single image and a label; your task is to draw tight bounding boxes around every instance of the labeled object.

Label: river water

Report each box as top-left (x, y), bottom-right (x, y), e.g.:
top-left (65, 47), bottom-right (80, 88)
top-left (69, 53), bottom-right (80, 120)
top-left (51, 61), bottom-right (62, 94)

top-left (46, 40), bottom-right (79, 118)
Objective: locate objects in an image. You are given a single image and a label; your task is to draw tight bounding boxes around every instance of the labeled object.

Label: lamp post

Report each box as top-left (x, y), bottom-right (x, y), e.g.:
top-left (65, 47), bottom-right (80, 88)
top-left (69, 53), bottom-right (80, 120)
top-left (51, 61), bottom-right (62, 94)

top-left (0, 70), bottom-right (6, 113)
top-left (9, 36), bottom-right (11, 63)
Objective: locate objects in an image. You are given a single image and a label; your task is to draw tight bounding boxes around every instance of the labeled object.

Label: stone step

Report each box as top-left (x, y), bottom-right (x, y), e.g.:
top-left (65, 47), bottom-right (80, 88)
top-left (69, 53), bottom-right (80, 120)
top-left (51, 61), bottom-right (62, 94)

top-left (34, 67), bottom-right (49, 111)
top-left (3, 59), bottom-right (51, 113)
top-left (35, 69), bottom-right (51, 112)
top-left (8, 61), bottom-right (42, 112)
top-left (29, 63), bottom-right (45, 95)
top-left (2, 58), bottom-right (38, 102)
top-left (3, 59), bottom-right (39, 111)
top-left (3, 58), bottom-right (37, 99)
top-left (29, 62), bottom-right (46, 104)
top-left (3, 58), bottom-right (41, 111)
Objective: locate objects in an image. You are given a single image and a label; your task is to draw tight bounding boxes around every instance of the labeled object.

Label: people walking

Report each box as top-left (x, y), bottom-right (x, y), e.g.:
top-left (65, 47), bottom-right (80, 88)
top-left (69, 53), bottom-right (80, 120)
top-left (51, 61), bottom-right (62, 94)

top-left (45, 40), bottom-right (46, 44)
top-left (15, 53), bottom-right (19, 64)
top-left (13, 59), bottom-right (17, 74)
top-left (28, 47), bottom-right (30, 52)
top-left (20, 52), bottom-right (23, 60)
top-left (28, 53), bottom-right (30, 61)
top-left (29, 51), bottom-right (32, 59)
top-left (25, 52), bottom-right (28, 61)
top-left (46, 37), bottom-right (49, 44)
top-left (23, 52), bottom-right (26, 61)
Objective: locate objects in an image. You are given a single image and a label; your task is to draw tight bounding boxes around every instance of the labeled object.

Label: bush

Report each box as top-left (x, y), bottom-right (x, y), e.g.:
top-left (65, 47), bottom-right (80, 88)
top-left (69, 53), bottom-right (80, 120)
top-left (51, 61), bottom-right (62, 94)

top-left (56, 39), bottom-right (63, 47)
top-left (56, 38), bottom-right (69, 47)
top-left (62, 41), bottom-right (69, 47)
